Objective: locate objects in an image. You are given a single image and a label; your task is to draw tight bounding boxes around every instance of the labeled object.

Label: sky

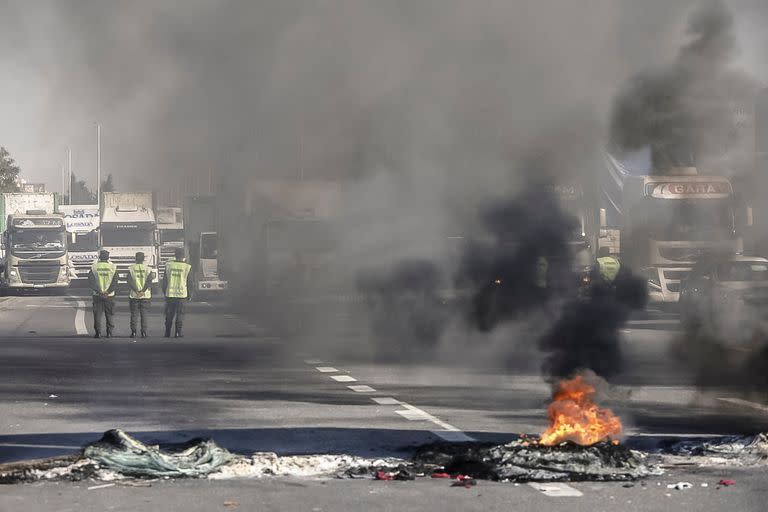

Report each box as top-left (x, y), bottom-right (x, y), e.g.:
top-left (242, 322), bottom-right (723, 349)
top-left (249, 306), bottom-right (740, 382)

top-left (0, 0), bottom-right (765, 194)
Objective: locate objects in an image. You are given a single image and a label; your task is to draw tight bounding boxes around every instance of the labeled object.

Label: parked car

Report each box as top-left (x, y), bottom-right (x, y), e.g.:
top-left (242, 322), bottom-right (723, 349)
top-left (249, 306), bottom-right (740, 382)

top-left (679, 255), bottom-right (768, 344)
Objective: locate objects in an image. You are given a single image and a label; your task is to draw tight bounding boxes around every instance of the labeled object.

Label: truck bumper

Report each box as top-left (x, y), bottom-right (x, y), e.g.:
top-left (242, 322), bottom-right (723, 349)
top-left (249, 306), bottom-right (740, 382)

top-left (5, 281), bottom-right (70, 289)
top-left (197, 280), bottom-right (228, 292)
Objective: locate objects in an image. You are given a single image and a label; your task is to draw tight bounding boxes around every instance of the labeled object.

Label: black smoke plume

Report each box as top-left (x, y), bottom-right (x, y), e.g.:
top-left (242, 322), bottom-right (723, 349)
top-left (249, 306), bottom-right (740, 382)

top-left (610, 0), bottom-right (757, 174)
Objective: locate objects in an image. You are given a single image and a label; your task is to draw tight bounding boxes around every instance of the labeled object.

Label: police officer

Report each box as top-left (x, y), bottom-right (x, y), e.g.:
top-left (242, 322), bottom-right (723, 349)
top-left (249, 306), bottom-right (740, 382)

top-left (595, 246), bottom-right (621, 284)
top-left (162, 247), bottom-right (193, 338)
top-left (127, 252), bottom-right (155, 338)
top-left (89, 249), bottom-right (117, 339)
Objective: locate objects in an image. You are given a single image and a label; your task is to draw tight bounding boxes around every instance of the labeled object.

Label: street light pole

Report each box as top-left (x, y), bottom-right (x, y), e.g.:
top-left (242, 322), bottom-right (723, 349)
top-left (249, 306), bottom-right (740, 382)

top-left (67, 147), bottom-right (72, 205)
top-left (96, 124), bottom-right (101, 207)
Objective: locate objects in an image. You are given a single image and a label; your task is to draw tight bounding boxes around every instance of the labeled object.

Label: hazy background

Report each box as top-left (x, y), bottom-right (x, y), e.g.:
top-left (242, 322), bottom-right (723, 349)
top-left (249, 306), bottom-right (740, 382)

top-left (0, 0), bottom-right (763, 195)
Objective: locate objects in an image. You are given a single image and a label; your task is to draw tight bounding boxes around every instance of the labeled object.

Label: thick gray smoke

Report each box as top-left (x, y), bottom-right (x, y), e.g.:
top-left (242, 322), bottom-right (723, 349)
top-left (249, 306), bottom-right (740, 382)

top-left (610, 0), bottom-right (759, 174)
top-left (2, 1), bottom-right (766, 375)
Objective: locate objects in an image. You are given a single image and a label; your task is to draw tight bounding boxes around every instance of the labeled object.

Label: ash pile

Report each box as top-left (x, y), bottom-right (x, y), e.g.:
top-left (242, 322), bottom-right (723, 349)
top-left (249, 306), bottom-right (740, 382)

top-left (414, 438), bottom-right (661, 482)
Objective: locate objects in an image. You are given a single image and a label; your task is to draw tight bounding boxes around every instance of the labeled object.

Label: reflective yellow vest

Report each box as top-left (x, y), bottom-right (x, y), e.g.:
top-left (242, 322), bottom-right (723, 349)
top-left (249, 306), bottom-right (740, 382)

top-left (128, 263), bottom-right (153, 300)
top-left (597, 256), bottom-right (621, 282)
top-left (92, 261), bottom-right (117, 297)
top-left (165, 260), bottom-right (192, 298)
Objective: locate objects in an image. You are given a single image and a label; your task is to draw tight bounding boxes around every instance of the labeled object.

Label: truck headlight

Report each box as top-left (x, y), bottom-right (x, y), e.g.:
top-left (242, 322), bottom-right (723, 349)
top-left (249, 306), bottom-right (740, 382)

top-left (8, 268), bottom-right (20, 283)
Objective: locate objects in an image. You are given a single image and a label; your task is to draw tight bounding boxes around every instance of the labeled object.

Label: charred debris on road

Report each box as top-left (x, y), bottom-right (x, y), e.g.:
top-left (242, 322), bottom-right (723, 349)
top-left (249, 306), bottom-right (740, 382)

top-left (3, 429), bottom-right (768, 485)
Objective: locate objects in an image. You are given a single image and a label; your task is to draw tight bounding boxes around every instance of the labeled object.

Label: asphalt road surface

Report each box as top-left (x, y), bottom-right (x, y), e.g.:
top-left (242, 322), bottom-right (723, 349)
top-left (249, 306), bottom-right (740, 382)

top-left (1, 291), bottom-right (767, 511)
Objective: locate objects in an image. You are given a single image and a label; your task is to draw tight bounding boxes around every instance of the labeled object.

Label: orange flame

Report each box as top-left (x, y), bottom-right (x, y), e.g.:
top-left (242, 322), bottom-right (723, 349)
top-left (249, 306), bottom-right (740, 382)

top-left (539, 375), bottom-right (622, 446)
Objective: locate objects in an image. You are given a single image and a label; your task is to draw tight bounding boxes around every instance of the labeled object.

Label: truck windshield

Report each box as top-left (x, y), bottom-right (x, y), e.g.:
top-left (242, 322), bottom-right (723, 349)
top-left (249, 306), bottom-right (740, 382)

top-left (69, 231), bottom-right (99, 252)
top-left (200, 233), bottom-right (218, 259)
top-left (101, 229), bottom-right (153, 247)
top-left (160, 229), bottom-right (184, 244)
top-left (638, 198), bottom-right (733, 241)
top-left (10, 229), bottom-right (67, 254)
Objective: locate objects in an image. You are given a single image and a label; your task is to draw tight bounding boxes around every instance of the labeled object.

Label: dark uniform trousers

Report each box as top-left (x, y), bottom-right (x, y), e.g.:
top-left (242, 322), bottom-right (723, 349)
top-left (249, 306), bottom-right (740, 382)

top-left (92, 295), bottom-right (115, 335)
top-left (129, 299), bottom-right (151, 333)
top-left (165, 298), bottom-right (186, 334)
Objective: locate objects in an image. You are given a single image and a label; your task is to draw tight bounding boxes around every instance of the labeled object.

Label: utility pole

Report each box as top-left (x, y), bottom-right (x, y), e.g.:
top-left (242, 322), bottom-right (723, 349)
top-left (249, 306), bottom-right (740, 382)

top-left (67, 147), bottom-right (72, 205)
top-left (96, 124), bottom-right (101, 207)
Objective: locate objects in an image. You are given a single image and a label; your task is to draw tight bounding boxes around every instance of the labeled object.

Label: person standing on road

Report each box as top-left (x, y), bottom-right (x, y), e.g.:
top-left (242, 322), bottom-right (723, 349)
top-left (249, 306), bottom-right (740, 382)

top-left (594, 246), bottom-right (621, 284)
top-left (89, 249), bottom-right (117, 339)
top-left (162, 247), bottom-right (193, 338)
top-left (127, 252), bottom-right (155, 339)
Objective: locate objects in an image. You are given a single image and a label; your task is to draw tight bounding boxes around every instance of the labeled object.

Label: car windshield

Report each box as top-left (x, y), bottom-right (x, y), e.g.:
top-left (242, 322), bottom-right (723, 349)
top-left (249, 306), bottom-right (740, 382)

top-left (10, 229), bottom-right (66, 252)
top-left (69, 231), bottom-right (99, 252)
top-left (636, 198), bottom-right (733, 241)
top-left (716, 262), bottom-right (768, 282)
top-left (101, 229), bottom-right (153, 247)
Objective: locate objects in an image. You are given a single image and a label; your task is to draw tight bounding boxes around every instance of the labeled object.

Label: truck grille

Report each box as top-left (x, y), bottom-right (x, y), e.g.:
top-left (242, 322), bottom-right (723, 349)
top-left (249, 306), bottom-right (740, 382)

top-left (19, 263), bottom-right (60, 284)
top-left (109, 257), bottom-right (137, 282)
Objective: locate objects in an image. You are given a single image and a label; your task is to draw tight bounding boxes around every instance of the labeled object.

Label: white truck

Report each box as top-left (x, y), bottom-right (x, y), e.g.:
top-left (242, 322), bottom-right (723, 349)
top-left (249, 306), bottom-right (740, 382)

top-left (99, 192), bottom-right (159, 284)
top-left (157, 206), bottom-right (184, 280)
top-left (0, 193), bottom-right (70, 292)
top-left (602, 154), bottom-right (743, 304)
top-left (183, 196), bottom-right (226, 298)
top-left (58, 204), bottom-right (100, 283)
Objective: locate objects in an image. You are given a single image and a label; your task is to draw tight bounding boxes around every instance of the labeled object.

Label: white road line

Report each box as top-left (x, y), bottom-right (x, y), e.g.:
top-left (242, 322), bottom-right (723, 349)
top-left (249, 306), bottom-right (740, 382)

top-left (528, 482), bottom-right (583, 497)
top-left (316, 366), bottom-right (338, 373)
top-left (0, 442), bottom-right (81, 450)
top-left (26, 305), bottom-right (78, 308)
top-left (331, 375), bottom-right (357, 383)
top-left (347, 385), bottom-right (376, 393)
top-left (75, 300), bottom-right (88, 335)
top-left (626, 319), bottom-right (679, 326)
top-left (717, 397), bottom-right (768, 413)
top-left (431, 431), bottom-right (475, 442)
top-left (371, 397), bottom-right (401, 405)
top-left (304, 359), bottom-right (324, 365)
top-left (396, 403), bottom-right (472, 436)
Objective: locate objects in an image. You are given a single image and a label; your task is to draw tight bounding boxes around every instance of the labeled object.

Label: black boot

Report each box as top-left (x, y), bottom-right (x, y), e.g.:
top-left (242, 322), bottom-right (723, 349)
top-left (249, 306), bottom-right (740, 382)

top-left (141, 331), bottom-right (147, 338)
top-left (94, 332), bottom-right (101, 339)
top-left (175, 328), bottom-right (183, 338)
top-left (105, 330), bottom-right (113, 339)
top-left (130, 330), bottom-right (136, 338)
top-left (164, 328), bottom-right (172, 338)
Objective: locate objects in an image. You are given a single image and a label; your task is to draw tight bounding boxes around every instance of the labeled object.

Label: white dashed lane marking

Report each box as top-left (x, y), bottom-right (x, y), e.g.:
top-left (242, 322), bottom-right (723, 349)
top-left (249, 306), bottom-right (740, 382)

top-left (717, 397), bottom-right (768, 413)
top-left (528, 482), bottom-right (583, 497)
top-left (371, 397), bottom-right (401, 405)
top-left (331, 375), bottom-right (357, 383)
top-left (347, 385), bottom-right (376, 393)
top-left (74, 299), bottom-right (88, 335)
top-left (308, 360), bottom-right (476, 443)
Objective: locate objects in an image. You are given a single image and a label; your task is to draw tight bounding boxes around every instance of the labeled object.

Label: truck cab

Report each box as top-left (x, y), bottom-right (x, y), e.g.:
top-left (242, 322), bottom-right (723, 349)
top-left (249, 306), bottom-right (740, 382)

top-left (58, 205), bottom-right (100, 282)
top-left (99, 193), bottom-right (159, 284)
top-left (157, 206), bottom-right (184, 280)
top-left (1, 211), bottom-right (70, 291)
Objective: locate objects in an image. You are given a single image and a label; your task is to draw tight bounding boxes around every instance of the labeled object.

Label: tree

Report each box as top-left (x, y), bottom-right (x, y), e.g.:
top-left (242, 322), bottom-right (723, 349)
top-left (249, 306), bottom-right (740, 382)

top-left (63, 173), bottom-right (97, 204)
top-left (101, 173), bottom-right (115, 193)
top-left (0, 147), bottom-right (21, 192)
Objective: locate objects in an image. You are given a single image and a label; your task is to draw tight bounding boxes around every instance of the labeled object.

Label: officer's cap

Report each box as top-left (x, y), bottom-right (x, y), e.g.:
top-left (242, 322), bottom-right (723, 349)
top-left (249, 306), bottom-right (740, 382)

top-left (99, 249), bottom-right (110, 260)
